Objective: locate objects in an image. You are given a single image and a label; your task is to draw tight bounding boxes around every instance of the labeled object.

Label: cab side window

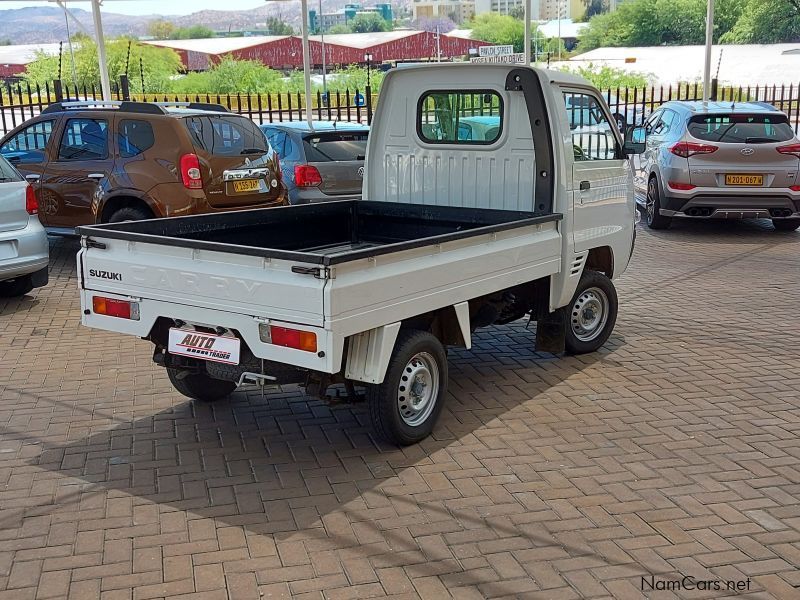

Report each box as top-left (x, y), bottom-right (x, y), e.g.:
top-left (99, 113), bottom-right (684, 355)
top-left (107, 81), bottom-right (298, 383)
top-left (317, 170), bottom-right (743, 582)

top-left (1, 120), bottom-right (55, 164)
top-left (58, 118), bottom-right (108, 161)
top-left (563, 92), bottom-right (619, 161)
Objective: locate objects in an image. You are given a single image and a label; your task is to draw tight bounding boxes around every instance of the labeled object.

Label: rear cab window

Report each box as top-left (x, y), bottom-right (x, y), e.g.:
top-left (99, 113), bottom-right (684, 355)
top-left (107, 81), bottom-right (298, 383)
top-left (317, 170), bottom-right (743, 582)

top-left (417, 90), bottom-right (503, 144)
top-left (184, 115), bottom-right (269, 156)
top-left (688, 114), bottom-right (795, 143)
top-left (303, 131), bottom-right (368, 162)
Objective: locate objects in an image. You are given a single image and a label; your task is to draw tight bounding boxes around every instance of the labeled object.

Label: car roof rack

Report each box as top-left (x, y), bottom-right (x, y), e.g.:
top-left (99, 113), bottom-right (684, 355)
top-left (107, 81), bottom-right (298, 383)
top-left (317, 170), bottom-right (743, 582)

top-left (41, 99), bottom-right (230, 115)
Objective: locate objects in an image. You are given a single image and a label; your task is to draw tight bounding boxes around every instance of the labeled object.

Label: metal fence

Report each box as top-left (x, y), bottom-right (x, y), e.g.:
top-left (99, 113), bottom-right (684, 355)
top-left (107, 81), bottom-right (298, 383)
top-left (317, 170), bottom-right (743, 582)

top-left (0, 77), bottom-right (798, 136)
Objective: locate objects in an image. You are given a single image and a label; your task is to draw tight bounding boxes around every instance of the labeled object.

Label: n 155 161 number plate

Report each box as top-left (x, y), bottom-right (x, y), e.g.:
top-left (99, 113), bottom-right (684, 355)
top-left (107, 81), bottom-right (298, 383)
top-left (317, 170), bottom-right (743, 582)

top-left (168, 328), bottom-right (240, 364)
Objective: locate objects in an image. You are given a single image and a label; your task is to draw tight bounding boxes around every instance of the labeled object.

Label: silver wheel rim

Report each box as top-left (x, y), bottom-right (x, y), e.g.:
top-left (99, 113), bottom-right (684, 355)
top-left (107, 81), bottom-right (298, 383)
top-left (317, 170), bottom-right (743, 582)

top-left (646, 181), bottom-right (656, 223)
top-left (570, 287), bottom-right (609, 342)
top-left (397, 352), bottom-right (439, 427)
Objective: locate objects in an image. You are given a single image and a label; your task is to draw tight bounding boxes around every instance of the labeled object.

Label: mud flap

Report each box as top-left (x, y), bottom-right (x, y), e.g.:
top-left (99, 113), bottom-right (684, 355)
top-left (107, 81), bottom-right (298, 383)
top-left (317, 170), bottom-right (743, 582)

top-left (535, 307), bottom-right (566, 354)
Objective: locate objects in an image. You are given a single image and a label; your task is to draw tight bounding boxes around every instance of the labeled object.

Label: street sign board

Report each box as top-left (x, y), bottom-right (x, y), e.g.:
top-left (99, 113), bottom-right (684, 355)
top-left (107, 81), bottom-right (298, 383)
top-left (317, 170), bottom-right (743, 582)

top-left (470, 53), bottom-right (526, 64)
top-left (478, 45), bottom-right (515, 57)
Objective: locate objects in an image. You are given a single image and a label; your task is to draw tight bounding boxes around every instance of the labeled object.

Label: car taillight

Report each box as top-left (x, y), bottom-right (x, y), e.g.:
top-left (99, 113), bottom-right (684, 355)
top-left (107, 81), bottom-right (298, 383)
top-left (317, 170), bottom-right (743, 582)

top-left (294, 165), bottom-right (322, 187)
top-left (668, 181), bottom-right (696, 191)
top-left (670, 142), bottom-right (718, 158)
top-left (790, 185), bottom-right (800, 192)
top-left (92, 296), bottom-right (140, 320)
top-left (259, 324), bottom-right (317, 352)
top-left (180, 153), bottom-right (203, 189)
top-left (777, 143), bottom-right (800, 158)
top-left (25, 184), bottom-right (38, 215)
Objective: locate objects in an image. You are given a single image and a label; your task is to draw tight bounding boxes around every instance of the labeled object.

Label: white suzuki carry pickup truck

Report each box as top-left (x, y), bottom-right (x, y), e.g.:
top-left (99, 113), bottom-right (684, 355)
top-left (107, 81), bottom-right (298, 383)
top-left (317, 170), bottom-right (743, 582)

top-left (76, 64), bottom-right (644, 445)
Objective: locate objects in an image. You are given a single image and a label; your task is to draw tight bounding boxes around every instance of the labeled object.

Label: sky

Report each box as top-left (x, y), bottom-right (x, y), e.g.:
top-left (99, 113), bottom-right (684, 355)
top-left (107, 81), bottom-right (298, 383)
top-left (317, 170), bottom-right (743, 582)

top-left (0, 0), bottom-right (270, 16)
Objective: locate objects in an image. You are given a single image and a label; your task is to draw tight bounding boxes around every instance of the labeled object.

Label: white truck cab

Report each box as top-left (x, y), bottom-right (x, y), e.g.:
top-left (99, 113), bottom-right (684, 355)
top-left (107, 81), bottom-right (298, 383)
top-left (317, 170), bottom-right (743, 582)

top-left (77, 64), bottom-right (642, 445)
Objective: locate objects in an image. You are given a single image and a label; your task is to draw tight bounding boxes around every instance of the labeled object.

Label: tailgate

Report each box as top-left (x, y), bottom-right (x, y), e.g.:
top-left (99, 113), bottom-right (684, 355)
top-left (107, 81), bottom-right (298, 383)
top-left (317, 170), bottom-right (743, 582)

top-left (79, 236), bottom-right (327, 327)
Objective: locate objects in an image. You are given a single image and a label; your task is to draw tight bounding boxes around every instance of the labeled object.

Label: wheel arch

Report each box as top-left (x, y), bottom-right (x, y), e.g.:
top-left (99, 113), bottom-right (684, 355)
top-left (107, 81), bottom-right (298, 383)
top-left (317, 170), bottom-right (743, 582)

top-left (97, 192), bottom-right (158, 223)
top-left (585, 246), bottom-right (614, 279)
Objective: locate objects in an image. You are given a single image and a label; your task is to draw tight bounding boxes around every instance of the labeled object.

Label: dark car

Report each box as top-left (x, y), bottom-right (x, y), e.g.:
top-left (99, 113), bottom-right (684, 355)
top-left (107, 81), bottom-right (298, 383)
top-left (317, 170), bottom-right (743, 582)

top-left (260, 121), bottom-right (369, 204)
top-left (0, 100), bottom-right (287, 234)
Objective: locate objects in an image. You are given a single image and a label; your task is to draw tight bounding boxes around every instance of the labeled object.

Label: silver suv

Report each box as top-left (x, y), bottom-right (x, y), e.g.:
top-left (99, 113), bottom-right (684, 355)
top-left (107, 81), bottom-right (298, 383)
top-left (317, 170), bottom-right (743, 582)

top-left (634, 101), bottom-right (800, 231)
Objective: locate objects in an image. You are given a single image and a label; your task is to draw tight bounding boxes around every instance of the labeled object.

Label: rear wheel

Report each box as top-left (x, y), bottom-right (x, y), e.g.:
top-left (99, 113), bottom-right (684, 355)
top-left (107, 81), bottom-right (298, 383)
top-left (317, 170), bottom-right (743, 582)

top-left (772, 218), bottom-right (800, 232)
top-left (0, 274), bottom-right (34, 297)
top-left (107, 206), bottom-right (152, 223)
top-left (367, 330), bottom-right (447, 446)
top-left (645, 177), bottom-right (672, 230)
top-left (565, 270), bottom-right (618, 355)
top-left (167, 366), bottom-right (237, 402)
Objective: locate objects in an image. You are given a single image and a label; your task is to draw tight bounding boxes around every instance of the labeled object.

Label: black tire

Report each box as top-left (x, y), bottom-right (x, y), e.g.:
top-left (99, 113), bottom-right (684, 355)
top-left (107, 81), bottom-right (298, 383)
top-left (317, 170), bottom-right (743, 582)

top-left (167, 366), bottom-right (237, 402)
top-left (645, 177), bottom-right (672, 230)
top-left (107, 206), bottom-right (152, 223)
top-left (772, 218), bottom-right (800, 232)
top-left (0, 274), bottom-right (34, 297)
top-left (367, 330), bottom-right (447, 446)
top-left (564, 270), bottom-right (619, 355)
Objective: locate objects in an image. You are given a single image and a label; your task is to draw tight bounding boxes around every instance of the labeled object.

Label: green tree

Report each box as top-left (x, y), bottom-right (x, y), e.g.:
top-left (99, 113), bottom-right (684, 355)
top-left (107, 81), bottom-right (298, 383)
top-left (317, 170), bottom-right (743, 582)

top-left (720, 0), bottom-right (800, 43)
top-left (327, 24), bottom-right (352, 34)
top-left (265, 18), bottom-right (294, 35)
top-left (173, 57), bottom-right (284, 94)
top-left (348, 13), bottom-right (390, 33)
top-left (24, 37), bottom-right (182, 94)
top-left (173, 25), bottom-right (216, 39)
top-left (560, 63), bottom-right (651, 88)
top-left (148, 19), bottom-right (176, 40)
top-left (581, 0), bottom-right (607, 18)
top-left (470, 13), bottom-right (525, 51)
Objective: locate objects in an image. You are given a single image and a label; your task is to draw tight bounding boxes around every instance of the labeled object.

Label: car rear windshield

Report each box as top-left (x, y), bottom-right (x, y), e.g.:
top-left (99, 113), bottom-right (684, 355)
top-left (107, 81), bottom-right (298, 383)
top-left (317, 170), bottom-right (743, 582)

top-left (183, 115), bottom-right (269, 156)
top-left (688, 114), bottom-right (795, 143)
top-left (303, 132), bottom-right (369, 162)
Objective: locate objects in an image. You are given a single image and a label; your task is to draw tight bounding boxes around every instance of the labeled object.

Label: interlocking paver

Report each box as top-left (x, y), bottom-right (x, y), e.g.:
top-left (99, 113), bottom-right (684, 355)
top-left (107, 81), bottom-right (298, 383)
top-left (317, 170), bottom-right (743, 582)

top-left (1, 220), bottom-right (800, 599)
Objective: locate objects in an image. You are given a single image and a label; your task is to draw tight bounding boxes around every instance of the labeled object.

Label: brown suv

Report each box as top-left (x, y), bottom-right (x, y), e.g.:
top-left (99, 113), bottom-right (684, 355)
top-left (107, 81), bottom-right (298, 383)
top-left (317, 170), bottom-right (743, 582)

top-left (0, 100), bottom-right (287, 233)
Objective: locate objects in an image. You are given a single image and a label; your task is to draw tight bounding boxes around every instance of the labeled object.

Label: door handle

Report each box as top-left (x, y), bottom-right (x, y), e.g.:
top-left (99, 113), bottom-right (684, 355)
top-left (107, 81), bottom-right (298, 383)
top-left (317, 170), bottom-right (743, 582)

top-left (579, 180), bottom-right (591, 191)
top-left (25, 174), bottom-right (40, 182)
top-left (87, 173), bottom-right (105, 180)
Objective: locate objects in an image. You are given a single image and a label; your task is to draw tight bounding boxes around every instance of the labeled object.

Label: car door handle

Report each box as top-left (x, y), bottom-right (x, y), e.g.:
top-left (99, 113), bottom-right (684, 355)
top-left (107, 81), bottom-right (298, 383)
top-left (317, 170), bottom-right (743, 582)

top-left (25, 174), bottom-right (40, 182)
top-left (87, 173), bottom-right (105, 180)
top-left (579, 180), bottom-right (591, 191)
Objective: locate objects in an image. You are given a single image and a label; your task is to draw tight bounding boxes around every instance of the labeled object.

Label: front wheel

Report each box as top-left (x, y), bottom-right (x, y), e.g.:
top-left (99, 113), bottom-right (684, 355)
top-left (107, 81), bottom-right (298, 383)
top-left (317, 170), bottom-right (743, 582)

top-left (772, 218), bottom-right (800, 232)
top-left (367, 330), bottom-right (448, 446)
top-left (565, 270), bottom-right (619, 355)
top-left (167, 366), bottom-right (237, 401)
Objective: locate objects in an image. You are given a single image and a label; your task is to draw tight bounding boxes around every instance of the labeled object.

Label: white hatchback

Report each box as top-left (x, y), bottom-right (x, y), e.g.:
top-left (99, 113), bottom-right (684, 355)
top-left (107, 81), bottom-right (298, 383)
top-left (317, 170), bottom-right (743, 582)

top-left (0, 155), bottom-right (48, 297)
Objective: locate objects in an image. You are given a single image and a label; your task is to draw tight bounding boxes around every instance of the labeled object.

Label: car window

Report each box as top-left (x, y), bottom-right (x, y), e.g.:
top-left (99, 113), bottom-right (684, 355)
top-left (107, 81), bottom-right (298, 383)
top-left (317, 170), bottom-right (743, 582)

top-left (118, 119), bottom-right (155, 158)
top-left (0, 155), bottom-right (22, 181)
top-left (303, 132), bottom-right (368, 162)
top-left (185, 116), bottom-right (268, 156)
top-left (1, 120), bottom-right (55, 164)
top-left (688, 113), bottom-right (795, 143)
top-left (265, 130), bottom-right (287, 158)
top-left (563, 92), bottom-right (619, 161)
top-left (644, 110), bottom-right (663, 135)
top-left (418, 90), bottom-right (503, 145)
top-left (58, 118), bottom-right (108, 161)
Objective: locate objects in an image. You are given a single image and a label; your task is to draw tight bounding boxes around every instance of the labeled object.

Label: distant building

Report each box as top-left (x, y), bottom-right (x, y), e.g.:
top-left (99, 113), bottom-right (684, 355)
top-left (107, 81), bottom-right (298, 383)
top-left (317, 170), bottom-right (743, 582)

top-left (472, 0), bottom-right (583, 20)
top-left (309, 3), bottom-right (394, 33)
top-left (412, 0), bottom-right (475, 25)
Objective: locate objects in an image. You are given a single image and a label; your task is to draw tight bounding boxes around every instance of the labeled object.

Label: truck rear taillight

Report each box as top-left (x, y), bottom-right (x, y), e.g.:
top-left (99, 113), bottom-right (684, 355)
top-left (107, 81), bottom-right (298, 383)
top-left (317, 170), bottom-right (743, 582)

top-left (180, 153), bottom-right (203, 189)
top-left (670, 142), bottom-right (718, 158)
top-left (92, 296), bottom-right (140, 320)
top-left (25, 184), bottom-right (38, 215)
top-left (777, 143), bottom-right (800, 158)
top-left (259, 324), bottom-right (317, 352)
top-left (294, 165), bottom-right (322, 187)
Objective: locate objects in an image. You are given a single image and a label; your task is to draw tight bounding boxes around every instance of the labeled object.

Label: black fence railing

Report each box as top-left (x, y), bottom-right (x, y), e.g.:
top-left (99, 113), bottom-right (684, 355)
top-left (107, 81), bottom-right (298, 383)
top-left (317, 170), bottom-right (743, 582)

top-left (0, 77), bottom-right (798, 136)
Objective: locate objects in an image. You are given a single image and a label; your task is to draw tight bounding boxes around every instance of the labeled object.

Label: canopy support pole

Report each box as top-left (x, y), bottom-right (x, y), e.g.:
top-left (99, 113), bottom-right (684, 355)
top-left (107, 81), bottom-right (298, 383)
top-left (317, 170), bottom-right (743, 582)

top-left (90, 0), bottom-right (112, 100)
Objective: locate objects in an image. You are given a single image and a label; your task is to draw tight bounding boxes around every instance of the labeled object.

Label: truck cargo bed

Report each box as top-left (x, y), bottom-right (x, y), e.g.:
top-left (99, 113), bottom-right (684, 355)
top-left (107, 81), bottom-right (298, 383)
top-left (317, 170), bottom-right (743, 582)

top-left (77, 200), bottom-right (561, 266)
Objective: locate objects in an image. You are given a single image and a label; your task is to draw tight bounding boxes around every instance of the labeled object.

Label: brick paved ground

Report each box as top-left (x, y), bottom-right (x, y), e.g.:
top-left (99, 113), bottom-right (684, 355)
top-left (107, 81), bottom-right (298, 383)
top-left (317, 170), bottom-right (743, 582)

top-left (1, 219), bottom-right (799, 600)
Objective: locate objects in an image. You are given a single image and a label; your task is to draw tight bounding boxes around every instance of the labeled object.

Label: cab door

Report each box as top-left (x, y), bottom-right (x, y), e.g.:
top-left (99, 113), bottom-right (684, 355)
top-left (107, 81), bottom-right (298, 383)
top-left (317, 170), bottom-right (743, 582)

top-left (562, 89), bottom-right (632, 253)
top-left (40, 116), bottom-right (112, 229)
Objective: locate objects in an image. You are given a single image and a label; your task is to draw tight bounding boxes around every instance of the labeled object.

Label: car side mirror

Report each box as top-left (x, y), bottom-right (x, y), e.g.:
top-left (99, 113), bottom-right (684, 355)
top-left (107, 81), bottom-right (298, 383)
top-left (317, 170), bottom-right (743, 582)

top-left (623, 126), bottom-right (646, 156)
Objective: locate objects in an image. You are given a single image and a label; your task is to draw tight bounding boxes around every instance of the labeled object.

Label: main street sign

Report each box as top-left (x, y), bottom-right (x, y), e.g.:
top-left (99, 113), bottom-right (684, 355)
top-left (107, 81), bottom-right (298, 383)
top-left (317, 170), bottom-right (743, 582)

top-left (478, 45), bottom-right (515, 57)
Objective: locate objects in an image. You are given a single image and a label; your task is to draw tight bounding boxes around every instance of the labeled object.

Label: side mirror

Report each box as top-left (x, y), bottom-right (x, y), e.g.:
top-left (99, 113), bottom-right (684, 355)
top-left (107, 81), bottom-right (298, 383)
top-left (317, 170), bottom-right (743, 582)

top-left (623, 126), bottom-right (646, 155)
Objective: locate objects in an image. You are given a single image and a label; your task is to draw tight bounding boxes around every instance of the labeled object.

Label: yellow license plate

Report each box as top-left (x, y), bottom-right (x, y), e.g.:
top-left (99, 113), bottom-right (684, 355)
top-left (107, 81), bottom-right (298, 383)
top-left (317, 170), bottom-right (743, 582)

top-left (232, 179), bottom-right (260, 193)
top-left (725, 174), bottom-right (763, 186)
